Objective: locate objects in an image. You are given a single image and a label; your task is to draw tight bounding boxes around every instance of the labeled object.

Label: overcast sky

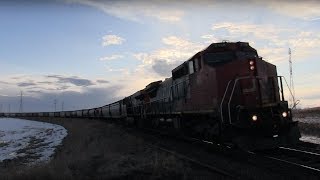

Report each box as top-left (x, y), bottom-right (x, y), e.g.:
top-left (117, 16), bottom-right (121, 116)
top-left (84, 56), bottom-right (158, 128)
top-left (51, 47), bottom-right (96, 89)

top-left (0, 0), bottom-right (320, 112)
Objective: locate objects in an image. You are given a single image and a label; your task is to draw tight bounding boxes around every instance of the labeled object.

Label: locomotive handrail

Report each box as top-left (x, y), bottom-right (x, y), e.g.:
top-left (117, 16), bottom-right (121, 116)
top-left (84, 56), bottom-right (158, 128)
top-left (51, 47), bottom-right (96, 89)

top-left (226, 76), bottom-right (287, 125)
top-left (219, 79), bottom-right (234, 124)
top-left (280, 76), bottom-right (300, 109)
top-left (227, 76), bottom-right (260, 124)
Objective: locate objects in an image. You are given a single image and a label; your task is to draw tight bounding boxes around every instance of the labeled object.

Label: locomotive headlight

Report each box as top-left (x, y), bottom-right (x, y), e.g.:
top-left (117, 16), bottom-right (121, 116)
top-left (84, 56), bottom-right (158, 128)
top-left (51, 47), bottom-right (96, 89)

top-left (249, 60), bottom-right (254, 65)
top-left (252, 115), bottom-right (258, 121)
top-left (250, 66), bottom-right (255, 70)
top-left (282, 111), bottom-right (288, 118)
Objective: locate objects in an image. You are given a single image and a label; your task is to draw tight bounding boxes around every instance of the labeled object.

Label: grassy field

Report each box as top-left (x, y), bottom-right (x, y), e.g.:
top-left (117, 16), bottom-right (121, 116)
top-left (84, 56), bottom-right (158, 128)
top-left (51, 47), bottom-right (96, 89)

top-left (0, 118), bottom-right (225, 180)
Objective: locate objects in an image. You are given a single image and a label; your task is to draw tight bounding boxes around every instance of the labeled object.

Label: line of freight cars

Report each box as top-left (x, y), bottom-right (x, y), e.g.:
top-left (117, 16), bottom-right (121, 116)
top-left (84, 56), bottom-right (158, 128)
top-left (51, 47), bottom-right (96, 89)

top-left (0, 101), bottom-right (126, 119)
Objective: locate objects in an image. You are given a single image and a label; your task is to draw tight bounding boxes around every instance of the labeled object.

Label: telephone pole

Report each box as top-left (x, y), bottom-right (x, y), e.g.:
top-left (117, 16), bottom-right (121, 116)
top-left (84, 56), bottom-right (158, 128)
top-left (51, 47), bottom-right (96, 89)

top-left (19, 91), bottom-right (23, 113)
top-left (54, 99), bottom-right (57, 112)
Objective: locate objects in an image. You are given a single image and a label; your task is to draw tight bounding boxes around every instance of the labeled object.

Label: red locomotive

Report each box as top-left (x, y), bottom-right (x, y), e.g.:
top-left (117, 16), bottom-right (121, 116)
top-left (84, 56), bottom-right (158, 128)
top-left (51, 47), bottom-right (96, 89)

top-left (124, 41), bottom-right (301, 149)
top-left (5, 41), bottom-right (301, 150)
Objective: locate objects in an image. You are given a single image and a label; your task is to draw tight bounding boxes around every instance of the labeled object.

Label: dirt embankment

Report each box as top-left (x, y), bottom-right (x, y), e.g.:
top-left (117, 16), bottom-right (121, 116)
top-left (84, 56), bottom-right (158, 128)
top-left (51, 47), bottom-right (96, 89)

top-left (0, 118), bottom-right (224, 180)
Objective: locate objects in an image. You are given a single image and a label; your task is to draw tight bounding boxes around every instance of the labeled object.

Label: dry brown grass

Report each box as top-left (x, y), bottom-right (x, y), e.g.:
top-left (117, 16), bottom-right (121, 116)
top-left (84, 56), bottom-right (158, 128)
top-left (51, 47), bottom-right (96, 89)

top-left (0, 118), bottom-right (223, 180)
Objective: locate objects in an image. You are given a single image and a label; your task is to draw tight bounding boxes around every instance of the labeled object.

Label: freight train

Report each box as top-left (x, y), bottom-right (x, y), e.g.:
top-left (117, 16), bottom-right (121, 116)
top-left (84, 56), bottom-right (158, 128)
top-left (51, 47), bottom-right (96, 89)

top-left (1, 41), bottom-right (301, 150)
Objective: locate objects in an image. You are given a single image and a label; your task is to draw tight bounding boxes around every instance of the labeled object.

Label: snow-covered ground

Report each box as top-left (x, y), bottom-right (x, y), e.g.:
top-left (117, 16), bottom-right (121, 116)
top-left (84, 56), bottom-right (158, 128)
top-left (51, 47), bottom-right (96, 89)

top-left (294, 116), bottom-right (320, 125)
top-left (0, 118), bottom-right (67, 165)
top-left (299, 135), bottom-right (320, 145)
top-left (294, 116), bottom-right (320, 145)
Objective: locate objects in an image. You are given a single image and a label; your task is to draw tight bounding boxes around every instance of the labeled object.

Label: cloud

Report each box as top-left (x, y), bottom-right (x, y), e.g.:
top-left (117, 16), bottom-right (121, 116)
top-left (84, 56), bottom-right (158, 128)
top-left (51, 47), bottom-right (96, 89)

top-left (17, 82), bottom-right (37, 87)
top-left (37, 81), bottom-right (54, 85)
top-left (0, 73), bottom-right (123, 112)
top-left (258, 47), bottom-right (287, 63)
top-left (102, 34), bottom-right (125, 47)
top-left (152, 60), bottom-right (181, 77)
top-left (96, 80), bottom-right (109, 84)
top-left (134, 36), bottom-right (203, 67)
top-left (46, 75), bottom-right (95, 87)
top-left (201, 34), bottom-right (219, 44)
top-left (209, 22), bottom-right (320, 63)
top-left (66, 0), bottom-right (320, 23)
top-left (27, 90), bottom-right (43, 94)
top-left (259, 0), bottom-right (320, 21)
top-left (99, 54), bottom-right (124, 61)
top-left (130, 35), bottom-right (205, 84)
top-left (67, 0), bottom-right (184, 23)
top-left (0, 81), bottom-right (10, 85)
top-left (211, 22), bottom-right (292, 41)
top-left (162, 36), bottom-right (193, 47)
top-left (0, 86), bottom-right (123, 112)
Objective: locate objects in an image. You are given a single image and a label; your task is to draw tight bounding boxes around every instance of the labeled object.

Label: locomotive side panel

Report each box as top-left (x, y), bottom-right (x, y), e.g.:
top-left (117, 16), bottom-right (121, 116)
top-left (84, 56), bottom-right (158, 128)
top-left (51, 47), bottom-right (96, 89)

top-left (188, 59), bottom-right (219, 112)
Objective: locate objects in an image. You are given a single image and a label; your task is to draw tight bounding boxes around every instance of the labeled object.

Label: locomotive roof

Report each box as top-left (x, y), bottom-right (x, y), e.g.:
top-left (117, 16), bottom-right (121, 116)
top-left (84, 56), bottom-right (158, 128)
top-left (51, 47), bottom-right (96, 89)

top-left (172, 41), bottom-right (257, 73)
top-left (194, 41), bottom-right (256, 59)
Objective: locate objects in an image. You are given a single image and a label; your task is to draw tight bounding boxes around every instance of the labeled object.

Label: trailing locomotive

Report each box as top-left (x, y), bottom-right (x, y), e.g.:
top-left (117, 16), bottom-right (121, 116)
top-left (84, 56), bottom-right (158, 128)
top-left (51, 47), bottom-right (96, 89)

top-left (3, 41), bottom-right (301, 150)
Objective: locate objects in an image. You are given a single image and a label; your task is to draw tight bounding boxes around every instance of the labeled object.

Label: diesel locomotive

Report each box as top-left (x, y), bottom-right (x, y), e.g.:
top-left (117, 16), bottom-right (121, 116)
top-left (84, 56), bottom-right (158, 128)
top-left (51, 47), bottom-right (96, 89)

top-left (2, 41), bottom-right (301, 150)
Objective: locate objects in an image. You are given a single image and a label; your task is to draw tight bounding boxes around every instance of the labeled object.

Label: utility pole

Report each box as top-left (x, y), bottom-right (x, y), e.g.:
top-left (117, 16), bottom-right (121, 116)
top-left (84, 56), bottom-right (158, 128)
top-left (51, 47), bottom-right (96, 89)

top-left (54, 99), bottom-right (57, 112)
top-left (289, 48), bottom-right (296, 108)
top-left (19, 91), bottom-right (23, 113)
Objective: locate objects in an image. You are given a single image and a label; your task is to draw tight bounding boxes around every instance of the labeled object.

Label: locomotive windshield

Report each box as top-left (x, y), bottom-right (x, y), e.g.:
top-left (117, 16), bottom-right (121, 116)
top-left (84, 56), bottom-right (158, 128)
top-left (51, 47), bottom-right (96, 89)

top-left (204, 52), bottom-right (234, 66)
top-left (204, 50), bottom-right (258, 67)
top-left (235, 51), bottom-right (258, 59)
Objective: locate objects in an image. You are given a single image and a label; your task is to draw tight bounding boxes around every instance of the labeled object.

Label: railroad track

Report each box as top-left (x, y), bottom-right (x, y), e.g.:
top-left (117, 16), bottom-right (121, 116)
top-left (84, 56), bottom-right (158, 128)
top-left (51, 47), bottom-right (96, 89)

top-left (290, 141), bottom-right (320, 154)
top-left (127, 127), bottom-right (304, 179)
top-left (134, 128), bottom-right (238, 179)
top-left (151, 144), bottom-right (236, 179)
top-left (137, 127), bottom-right (320, 178)
top-left (253, 146), bottom-right (320, 177)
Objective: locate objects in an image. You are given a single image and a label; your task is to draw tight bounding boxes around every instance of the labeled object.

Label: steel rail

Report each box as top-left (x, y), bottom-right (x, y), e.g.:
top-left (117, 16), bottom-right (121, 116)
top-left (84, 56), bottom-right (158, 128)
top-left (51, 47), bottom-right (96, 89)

top-left (262, 154), bottom-right (320, 173)
top-left (279, 146), bottom-right (320, 156)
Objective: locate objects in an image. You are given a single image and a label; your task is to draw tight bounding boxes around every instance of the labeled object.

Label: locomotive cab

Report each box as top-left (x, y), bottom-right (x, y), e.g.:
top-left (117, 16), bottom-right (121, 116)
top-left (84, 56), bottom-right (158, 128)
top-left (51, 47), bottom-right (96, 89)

top-left (202, 42), bottom-right (301, 149)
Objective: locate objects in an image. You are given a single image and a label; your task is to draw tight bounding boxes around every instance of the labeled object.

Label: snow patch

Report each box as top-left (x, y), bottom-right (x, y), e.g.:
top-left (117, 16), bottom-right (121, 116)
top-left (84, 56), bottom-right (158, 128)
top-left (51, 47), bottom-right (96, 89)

top-left (0, 118), bottom-right (67, 164)
top-left (294, 116), bottom-right (320, 125)
top-left (300, 135), bottom-right (320, 145)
